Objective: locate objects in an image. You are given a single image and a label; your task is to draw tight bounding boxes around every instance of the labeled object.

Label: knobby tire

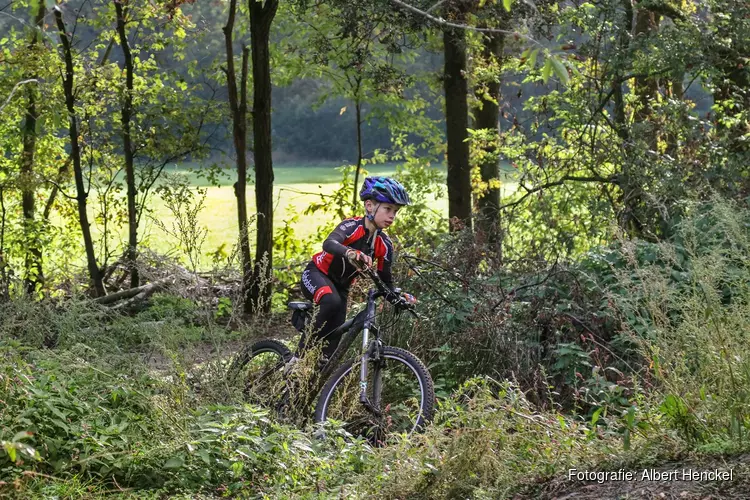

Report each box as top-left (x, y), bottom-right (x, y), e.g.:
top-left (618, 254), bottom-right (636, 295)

top-left (314, 346), bottom-right (435, 442)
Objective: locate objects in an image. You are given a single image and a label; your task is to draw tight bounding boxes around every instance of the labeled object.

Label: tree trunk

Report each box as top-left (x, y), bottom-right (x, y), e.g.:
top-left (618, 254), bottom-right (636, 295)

top-left (633, 9), bottom-right (660, 151)
top-left (0, 187), bottom-right (9, 301)
top-left (611, 0), bottom-right (632, 142)
top-left (475, 32), bottom-right (504, 254)
top-left (42, 157), bottom-right (72, 221)
top-left (665, 75), bottom-right (684, 158)
top-left (712, 38), bottom-right (750, 156)
top-left (352, 97), bottom-right (363, 209)
top-left (20, 1), bottom-right (46, 296)
top-left (224, 0), bottom-right (254, 315)
top-left (115, 0), bottom-right (139, 288)
top-left (443, 23), bottom-right (472, 230)
top-left (249, 0), bottom-right (278, 315)
top-left (54, 6), bottom-right (106, 297)
top-left (613, 0), bottom-right (645, 235)
top-left (618, 8), bottom-right (660, 236)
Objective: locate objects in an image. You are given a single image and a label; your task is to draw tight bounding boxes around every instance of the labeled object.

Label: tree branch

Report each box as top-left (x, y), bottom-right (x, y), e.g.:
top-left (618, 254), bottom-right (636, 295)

top-left (43, 177), bottom-right (77, 201)
top-left (499, 174), bottom-right (619, 211)
top-left (43, 156), bottom-right (73, 220)
top-left (0, 79), bottom-right (38, 115)
top-left (425, 1), bottom-right (445, 14)
top-left (489, 262), bottom-right (560, 312)
top-left (389, 0), bottom-right (542, 47)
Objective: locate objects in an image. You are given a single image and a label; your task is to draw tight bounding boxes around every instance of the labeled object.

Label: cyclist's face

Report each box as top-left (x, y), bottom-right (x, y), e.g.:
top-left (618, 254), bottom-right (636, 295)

top-left (366, 201), bottom-right (400, 228)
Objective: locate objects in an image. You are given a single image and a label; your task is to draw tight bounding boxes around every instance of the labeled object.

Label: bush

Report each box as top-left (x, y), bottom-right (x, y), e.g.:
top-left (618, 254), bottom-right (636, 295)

top-left (0, 300), bottom-right (374, 497)
top-left (4, 197), bottom-right (750, 497)
top-left (609, 197), bottom-right (750, 444)
top-left (345, 377), bottom-right (671, 499)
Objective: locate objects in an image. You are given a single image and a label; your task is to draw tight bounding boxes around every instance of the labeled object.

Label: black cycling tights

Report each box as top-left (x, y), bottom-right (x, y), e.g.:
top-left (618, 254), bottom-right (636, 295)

top-left (300, 263), bottom-right (349, 358)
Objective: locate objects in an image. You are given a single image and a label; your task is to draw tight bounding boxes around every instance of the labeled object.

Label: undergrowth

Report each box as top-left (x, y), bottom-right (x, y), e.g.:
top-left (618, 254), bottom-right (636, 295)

top-left (2, 198), bottom-right (750, 498)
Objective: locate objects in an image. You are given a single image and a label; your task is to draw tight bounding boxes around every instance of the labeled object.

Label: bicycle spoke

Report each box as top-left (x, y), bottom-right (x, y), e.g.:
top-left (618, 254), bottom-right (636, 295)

top-left (233, 349), bottom-right (288, 407)
top-left (319, 351), bottom-right (429, 444)
top-left (371, 357), bottom-right (425, 435)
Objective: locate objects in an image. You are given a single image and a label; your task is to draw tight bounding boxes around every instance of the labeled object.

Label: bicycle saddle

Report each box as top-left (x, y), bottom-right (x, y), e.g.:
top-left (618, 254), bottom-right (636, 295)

top-left (287, 301), bottom-right (313, 311)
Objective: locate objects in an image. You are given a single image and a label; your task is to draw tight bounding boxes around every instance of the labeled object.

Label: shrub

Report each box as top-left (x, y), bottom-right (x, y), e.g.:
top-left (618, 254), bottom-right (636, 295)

top-left (610, 197), bottom-right (750, 444)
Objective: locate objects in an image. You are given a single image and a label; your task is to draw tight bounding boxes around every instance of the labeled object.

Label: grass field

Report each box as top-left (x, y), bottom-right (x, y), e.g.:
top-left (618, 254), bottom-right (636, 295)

top-left (84, 162), bottom-right (518, 267)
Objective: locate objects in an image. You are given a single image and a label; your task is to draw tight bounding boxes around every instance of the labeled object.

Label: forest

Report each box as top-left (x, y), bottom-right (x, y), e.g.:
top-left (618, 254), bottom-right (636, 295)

top-left (1, 0), bottom-right (749, 497)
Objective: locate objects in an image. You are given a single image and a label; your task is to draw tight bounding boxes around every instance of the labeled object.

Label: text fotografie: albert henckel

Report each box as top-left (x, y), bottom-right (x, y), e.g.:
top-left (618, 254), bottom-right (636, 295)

top-left (568, 468), bottom-right (733, 483)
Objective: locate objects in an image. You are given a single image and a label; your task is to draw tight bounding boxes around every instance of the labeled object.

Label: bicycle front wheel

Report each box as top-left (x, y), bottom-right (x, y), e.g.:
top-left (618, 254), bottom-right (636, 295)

top-left (314, 346), bottom-right (434, 443)
top-left (227, 339), bottom-right (292, 405)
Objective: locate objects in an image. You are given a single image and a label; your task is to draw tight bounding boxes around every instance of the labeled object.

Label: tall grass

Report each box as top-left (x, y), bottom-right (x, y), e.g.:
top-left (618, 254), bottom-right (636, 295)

top-left (611, 198), bottom-right (750, 446)
top-left (4, 197), bottom-right (750, 498)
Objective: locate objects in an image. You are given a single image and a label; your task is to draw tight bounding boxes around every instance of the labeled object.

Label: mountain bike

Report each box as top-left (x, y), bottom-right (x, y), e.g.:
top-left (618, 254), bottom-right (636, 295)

top-left (228, 264), bottom-right (435, 442)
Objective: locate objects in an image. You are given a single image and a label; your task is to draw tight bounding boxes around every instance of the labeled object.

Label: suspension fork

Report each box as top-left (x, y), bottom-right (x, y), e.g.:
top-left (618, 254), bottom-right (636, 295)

top-left (359, 290), bottom-right (382, 412)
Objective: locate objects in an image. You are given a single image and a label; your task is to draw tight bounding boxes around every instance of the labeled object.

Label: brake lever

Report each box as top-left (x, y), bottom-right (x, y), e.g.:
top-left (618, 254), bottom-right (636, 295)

top-left (358, 264), bottom-right (420, 319)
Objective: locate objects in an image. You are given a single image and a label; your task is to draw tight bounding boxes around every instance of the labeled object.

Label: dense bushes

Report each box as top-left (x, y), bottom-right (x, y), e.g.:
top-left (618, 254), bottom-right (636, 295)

top-left (0, 300), bottom-right (373, 497)
top-left (3, 197), bottom-right (750, 498)
top-left (609, 198), bottom-right (750, 445)
top-left (384, 199), bottom-right (750, 422)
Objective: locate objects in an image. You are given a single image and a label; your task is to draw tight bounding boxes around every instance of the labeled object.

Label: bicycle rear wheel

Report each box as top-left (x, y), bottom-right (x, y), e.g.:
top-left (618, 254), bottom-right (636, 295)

top-left (314, 346), bottom-right (434, 444)
top-left (228, 339), bottom-right (292, 405)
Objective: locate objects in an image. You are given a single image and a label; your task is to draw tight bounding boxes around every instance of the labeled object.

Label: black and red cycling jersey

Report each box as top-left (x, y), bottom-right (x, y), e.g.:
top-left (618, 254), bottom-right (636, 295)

top-left (310, 216), bottom-right (394, 289)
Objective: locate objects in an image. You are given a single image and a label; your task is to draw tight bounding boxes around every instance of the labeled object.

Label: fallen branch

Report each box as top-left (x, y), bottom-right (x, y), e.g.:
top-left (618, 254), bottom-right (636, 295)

top-left (111, 281), bottom-right (169, 311)
top-left (94, 278), bottom-right (170, 305)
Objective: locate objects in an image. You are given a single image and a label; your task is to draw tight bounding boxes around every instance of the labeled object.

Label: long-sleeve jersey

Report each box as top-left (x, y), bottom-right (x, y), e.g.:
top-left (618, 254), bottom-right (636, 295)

top-left (311, 217), bottom-right (395, 289)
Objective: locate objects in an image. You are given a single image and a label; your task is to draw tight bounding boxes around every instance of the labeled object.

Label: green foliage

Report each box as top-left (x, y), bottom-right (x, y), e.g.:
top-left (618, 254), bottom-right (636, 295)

top-left (489, 0), bottom-right (750, 261)
top-left (153, 174), bottom-right (209, 273)
top-left (0, 344), bottom-right (163, 479)
top-left (138, 293), bottom-right (198, 323)
top-left (3, 223), bottom-right (750, 498)
top-left (609, 198), bottom-right (750, 443)
top-left (385, 197), bottom-right (750, 446)
top-left (3, 0), bottom-right (750, 494)
top-left (345, 378), bottom-right (656, 499)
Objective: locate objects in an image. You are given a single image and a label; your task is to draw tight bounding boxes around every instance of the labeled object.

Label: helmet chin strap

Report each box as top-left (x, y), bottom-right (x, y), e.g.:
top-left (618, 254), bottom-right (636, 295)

top-left (365, 202), bottom-right (382, 228)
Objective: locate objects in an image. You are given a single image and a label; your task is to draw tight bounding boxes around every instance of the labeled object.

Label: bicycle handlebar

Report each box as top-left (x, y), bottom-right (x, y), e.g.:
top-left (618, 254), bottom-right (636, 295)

top-left (353, 261), bottom-right (419, 318)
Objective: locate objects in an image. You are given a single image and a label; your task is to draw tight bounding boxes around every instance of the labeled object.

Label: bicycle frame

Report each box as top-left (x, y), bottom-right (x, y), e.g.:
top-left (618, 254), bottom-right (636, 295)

top-left (309, 264), bottom-right (415, 416)
top-left (319, 288), bottom-right (388, 414)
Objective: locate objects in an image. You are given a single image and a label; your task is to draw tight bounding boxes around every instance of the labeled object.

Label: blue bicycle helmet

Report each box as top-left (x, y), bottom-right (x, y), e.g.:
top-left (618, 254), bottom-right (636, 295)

top-left (359, 176), bottom-right (411, 206)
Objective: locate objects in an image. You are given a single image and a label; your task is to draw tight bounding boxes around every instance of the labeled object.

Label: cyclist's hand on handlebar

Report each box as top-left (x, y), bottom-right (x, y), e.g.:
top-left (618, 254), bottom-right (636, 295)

top-left (387, 291), bottom-right (416, 310)
top-left (401, 292), bottom-right (417, 305)
top-left (346, 249), bottom-right (372, 269)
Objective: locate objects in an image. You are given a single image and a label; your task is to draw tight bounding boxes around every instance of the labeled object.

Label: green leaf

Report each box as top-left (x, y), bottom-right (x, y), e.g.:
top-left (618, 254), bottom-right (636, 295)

top-left (5, 445), bottom-right (16, 463)
top-left (503, 0), bottom-right (514, 12)
top-left (292, 440), bottom-right (313, 452)
top-left (625, 405), bottom-right (635, 426)
top-left (198, 450), bottom-right (211, 464)
top-left (529, 48), bottom-right (539, 68)
top-left (163, 456), bottom-right (185, 469)
top-left (590, 406), bottom-right (603, 427)
top-left (12, 431), bottom-right (32, 442)
top-left (622, 428), bottom-right (631, 451)
top-left (550, 56), bottom-right (570, 85)
top-left (542, 58), bottom-right (553, 83)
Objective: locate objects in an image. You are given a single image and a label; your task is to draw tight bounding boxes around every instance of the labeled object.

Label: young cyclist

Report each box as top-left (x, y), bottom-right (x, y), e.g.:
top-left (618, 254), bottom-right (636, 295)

top-left (298, 176), bottom-right (416, 359)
